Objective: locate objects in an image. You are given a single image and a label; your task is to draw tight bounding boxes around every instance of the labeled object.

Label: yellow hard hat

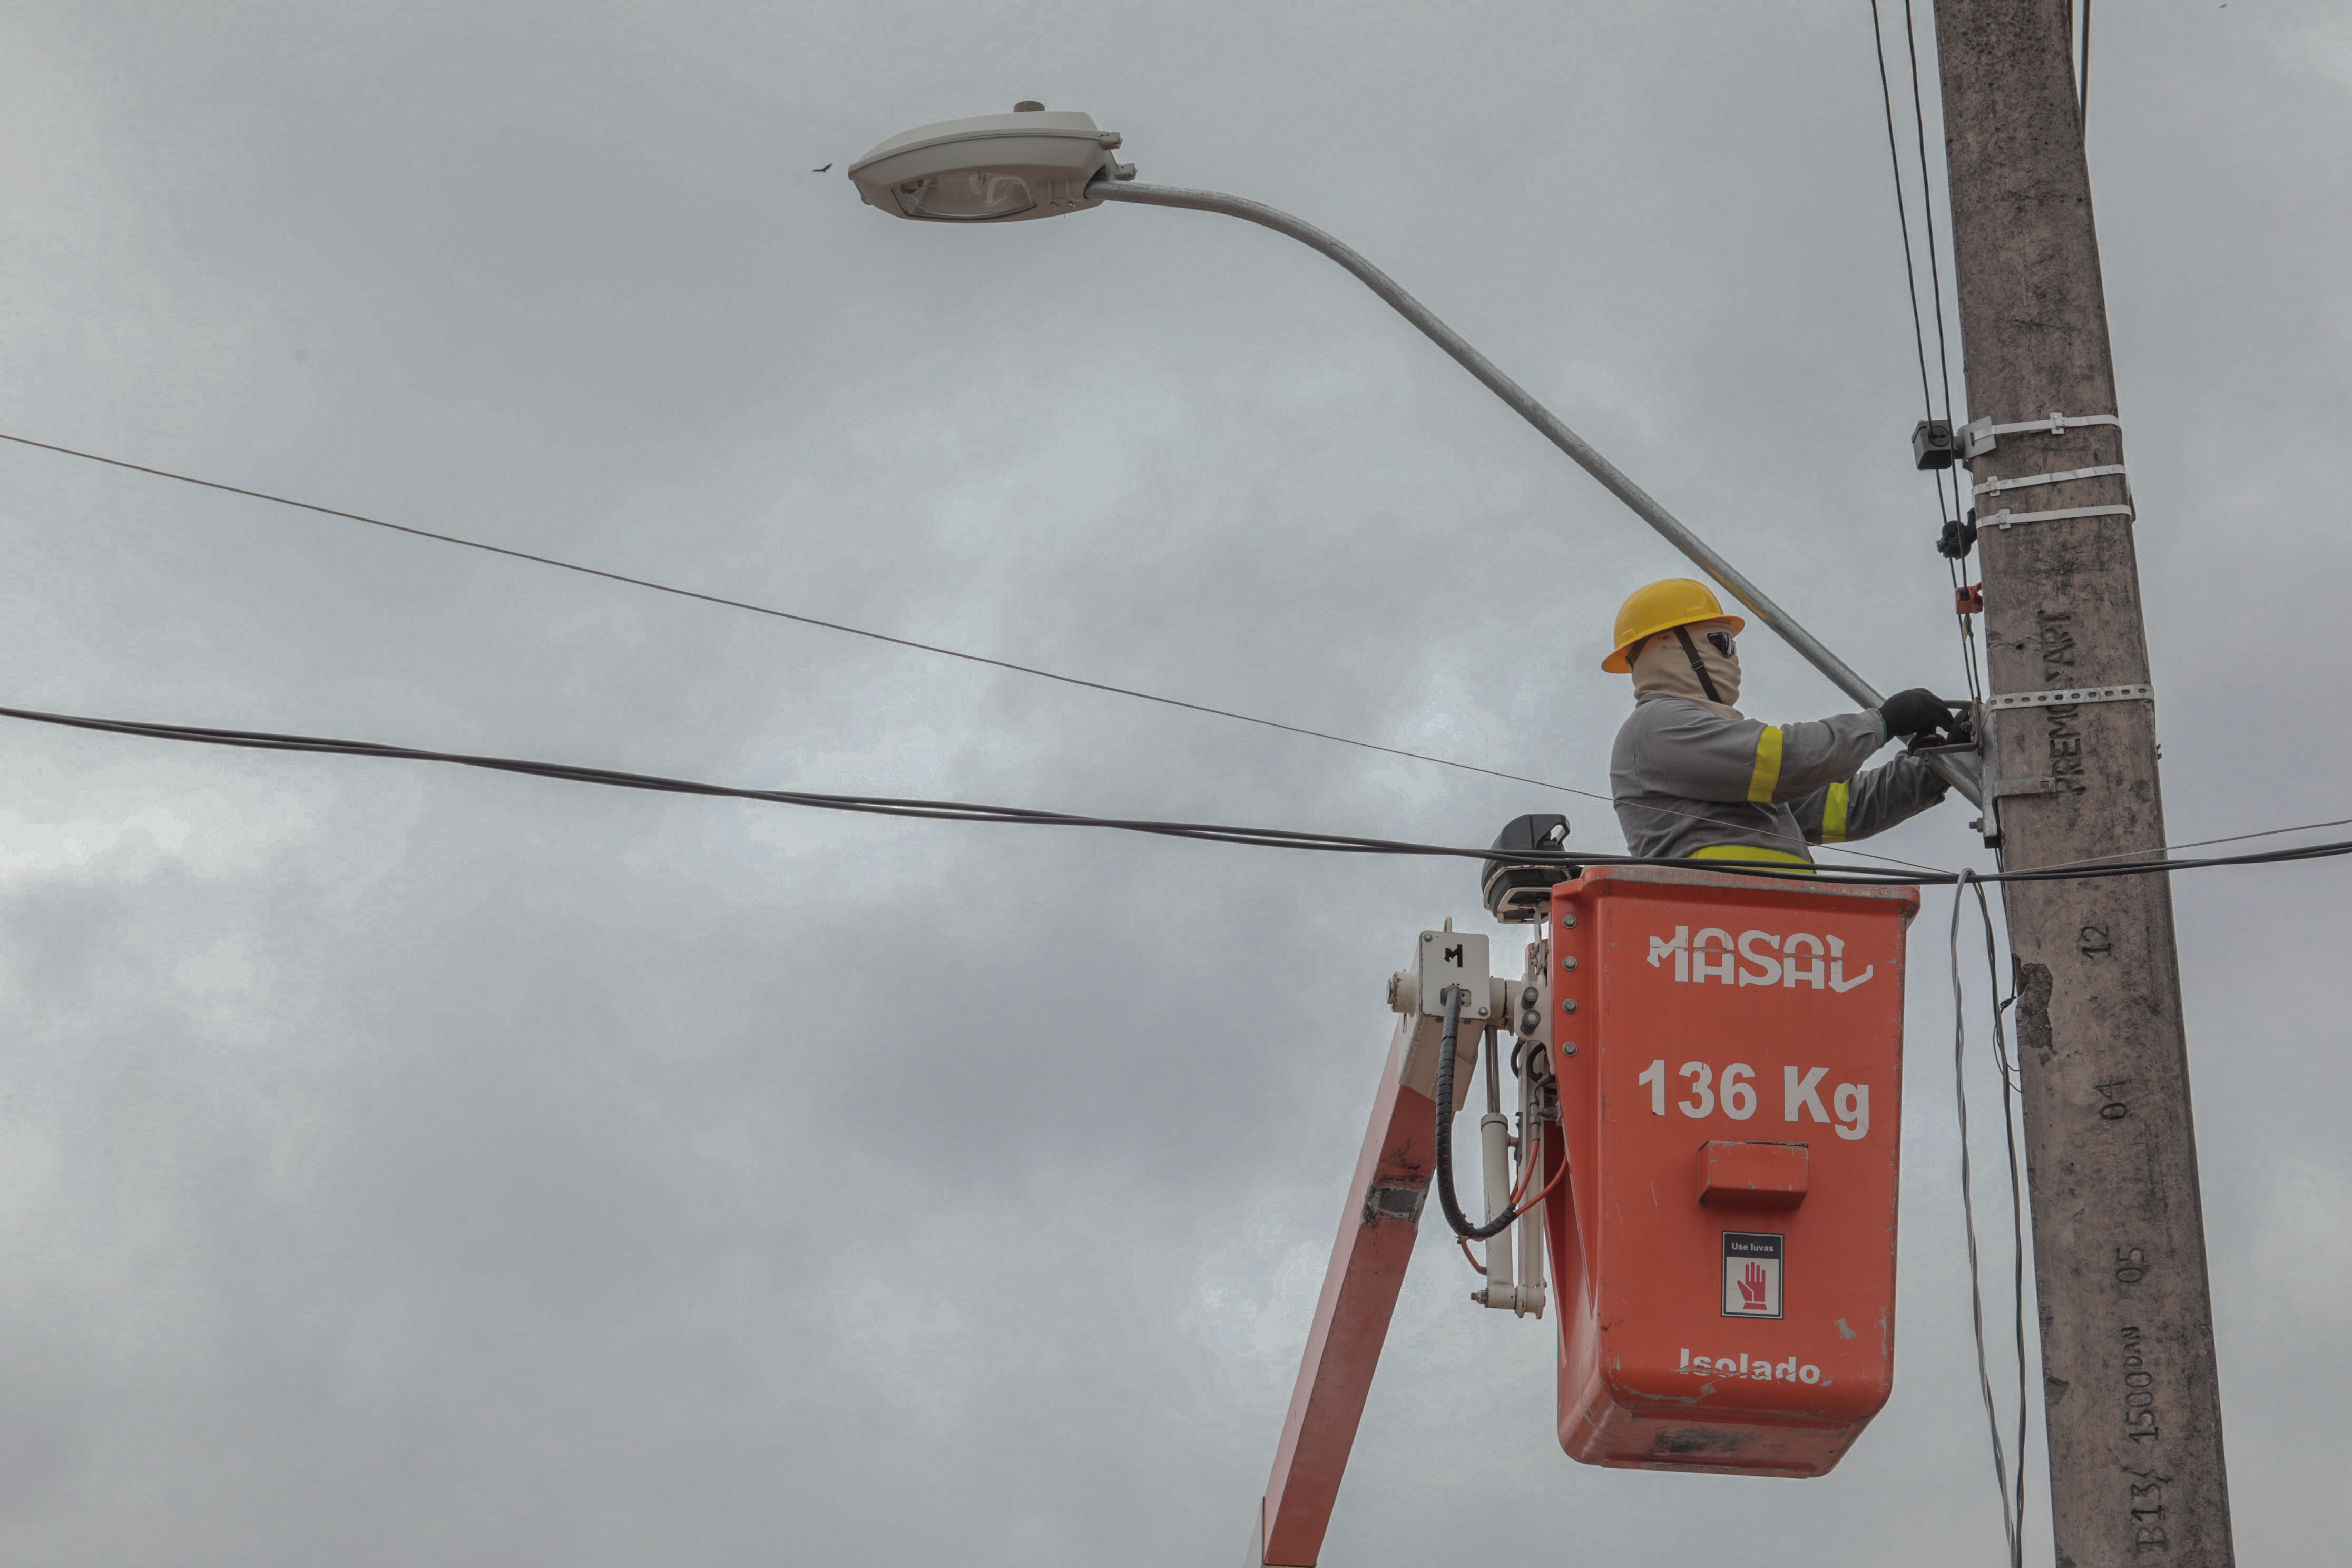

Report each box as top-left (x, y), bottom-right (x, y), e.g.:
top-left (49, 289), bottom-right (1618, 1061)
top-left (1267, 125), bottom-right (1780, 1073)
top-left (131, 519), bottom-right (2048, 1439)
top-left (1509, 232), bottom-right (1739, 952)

top-left (1602, 579), bottom-right (1746, 673)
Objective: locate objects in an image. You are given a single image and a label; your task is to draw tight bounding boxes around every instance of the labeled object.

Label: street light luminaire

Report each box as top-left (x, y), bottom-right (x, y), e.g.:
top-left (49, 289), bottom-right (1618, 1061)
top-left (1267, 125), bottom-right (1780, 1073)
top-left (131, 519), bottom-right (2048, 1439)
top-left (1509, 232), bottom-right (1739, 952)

top-left (846, 103), bottom-right (1135, 223)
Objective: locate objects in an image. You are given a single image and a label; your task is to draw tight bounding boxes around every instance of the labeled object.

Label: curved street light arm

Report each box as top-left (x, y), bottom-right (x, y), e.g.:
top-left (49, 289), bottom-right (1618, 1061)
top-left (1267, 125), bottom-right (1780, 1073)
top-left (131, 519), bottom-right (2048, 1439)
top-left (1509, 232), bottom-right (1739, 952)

top-left (1091, 178), bottom-right (1981, 808)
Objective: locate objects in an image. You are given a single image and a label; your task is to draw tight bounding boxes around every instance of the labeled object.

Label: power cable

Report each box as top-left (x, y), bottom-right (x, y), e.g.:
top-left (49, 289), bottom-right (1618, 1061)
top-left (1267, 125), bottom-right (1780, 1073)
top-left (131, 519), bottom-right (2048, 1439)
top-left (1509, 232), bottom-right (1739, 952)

top-left (0, 427), bottom-right (1948, 876)
top-left (3, 700), bottom-right (2349, 888)
top-left (1946, 874), bottom-right (2013, 1564)
top-left (0, 700), bottom-right (1876, 871)
top-left (0, 429), bottom-right (1571, 800)
top-left (2035, 814), bottom-right (2352, 871)
top-left (1978, 887), bottom-right (2029, 1524)
top-left (1898, 0), bottom-right (1991, 712)
top-left (1867, 0), bottom-right (1939, 436)
top-left (1949, 873), bottom-right (2031, 1567)
top-left (1867, 2), bottom-right (1986, 710)
top-left (2079, 0), bottom-right (2093, 130)
top-left (1900, 0), bottom-right (1959, 441)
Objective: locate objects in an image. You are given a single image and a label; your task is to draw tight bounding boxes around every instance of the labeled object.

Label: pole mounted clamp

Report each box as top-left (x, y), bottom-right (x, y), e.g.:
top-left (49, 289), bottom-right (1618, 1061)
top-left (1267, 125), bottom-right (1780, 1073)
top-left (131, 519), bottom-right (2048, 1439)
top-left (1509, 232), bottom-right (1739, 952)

top-left (1959, 410), bottom-right (2122, 460)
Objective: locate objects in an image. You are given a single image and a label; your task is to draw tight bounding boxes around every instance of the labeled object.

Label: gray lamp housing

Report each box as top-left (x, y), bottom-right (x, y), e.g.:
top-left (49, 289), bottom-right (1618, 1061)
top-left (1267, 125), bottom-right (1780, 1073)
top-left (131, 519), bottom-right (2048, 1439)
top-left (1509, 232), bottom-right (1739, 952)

top-left (846, 107), bottom-right (1131, 223)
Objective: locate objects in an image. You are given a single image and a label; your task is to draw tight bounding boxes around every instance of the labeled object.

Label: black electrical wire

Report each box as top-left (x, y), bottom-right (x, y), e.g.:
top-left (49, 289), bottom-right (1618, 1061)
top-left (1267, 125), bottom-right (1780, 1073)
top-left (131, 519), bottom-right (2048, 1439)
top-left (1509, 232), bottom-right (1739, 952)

top-left (2079, 0), bottom-right (2093, 130)
top-left (1868, 1), bottom-right (1986, 710)
top-left (1898, 0), bottom-right (1990, 712)
top-left (1900, 0), bottom-right (1958, 439)
top-left (0, 428), bottom-right (1582, 802)
top-left (4, 700), bottom-right (2350, 888)
top-left (2042, 814), bottom-right (2352, 869)
top-left (1867, 0), bottom-right (1938, 426)
top-left (0, 700), bottom-right (1877, 872)
top-left (1973, 877), bottom-right (2031, 1567)
top-left (1433, 985), bottom-right (1517, 1243)
top-left (1950, 873), bottom-right (2030, 1568)
top-left (0, 433), bottom-right (1975, 877)
top-left (1993, 838), bottom-right (2352, 882)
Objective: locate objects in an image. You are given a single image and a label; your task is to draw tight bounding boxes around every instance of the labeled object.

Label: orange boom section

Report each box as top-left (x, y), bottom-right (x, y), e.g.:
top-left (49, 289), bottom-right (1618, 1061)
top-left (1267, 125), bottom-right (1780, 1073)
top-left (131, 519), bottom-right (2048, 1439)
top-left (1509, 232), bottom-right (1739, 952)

top-left (1540, 865), bottom-right (1919, 1478)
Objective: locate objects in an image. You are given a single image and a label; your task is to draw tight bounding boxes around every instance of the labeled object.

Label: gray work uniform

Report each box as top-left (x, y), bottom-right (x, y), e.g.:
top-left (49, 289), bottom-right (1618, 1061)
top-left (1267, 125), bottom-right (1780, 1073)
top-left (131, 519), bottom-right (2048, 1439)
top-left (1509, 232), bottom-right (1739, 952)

top-left (1610, 694), bottom-right (1948, 863)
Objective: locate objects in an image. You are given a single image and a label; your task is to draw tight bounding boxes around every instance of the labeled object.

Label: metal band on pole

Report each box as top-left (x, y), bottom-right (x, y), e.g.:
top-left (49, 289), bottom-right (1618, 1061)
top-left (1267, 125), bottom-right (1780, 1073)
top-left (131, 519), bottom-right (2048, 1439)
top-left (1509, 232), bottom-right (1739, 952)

top-left (1091, 179), bottom-right (1983, 808)
top-left (1973, 463), bottom-right (2129, 497)
top-left (1984, 683), bottom-right (2153, 712)
top-left (1981, 504), bottom-right (2135, 530)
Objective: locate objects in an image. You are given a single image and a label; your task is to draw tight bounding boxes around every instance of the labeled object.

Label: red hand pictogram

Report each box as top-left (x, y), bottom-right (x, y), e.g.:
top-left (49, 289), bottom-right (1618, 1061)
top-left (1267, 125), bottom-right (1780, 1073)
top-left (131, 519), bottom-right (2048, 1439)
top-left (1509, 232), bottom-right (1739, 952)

top-left (1738, 1260), bottom-right (1768, 1310)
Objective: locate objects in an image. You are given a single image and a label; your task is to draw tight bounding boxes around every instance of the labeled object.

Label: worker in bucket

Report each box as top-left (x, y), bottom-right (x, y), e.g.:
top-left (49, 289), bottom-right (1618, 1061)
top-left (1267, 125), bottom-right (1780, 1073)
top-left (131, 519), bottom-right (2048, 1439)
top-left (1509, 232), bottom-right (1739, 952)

top-left (1605, 579), bottom-right (1961, 868)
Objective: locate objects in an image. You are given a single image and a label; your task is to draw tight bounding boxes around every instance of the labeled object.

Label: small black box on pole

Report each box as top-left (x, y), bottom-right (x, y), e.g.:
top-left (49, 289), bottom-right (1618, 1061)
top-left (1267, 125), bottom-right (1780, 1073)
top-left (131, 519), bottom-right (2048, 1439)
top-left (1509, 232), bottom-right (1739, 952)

top-left (1910, 419), bottom-right (1957, 470)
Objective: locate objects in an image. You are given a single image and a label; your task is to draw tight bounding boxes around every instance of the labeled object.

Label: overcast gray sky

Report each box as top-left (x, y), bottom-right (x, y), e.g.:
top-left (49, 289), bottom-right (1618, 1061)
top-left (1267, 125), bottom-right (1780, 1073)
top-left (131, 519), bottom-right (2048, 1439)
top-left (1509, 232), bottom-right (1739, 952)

top-left (0, 2), bottom-right (2345, 1563)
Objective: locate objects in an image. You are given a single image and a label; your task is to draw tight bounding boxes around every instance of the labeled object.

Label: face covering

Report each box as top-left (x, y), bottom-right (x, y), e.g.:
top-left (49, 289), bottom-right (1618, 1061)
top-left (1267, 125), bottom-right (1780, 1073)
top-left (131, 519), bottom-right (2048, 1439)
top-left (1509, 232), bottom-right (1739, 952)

top-left (1628, 622), bottom-right (1743, 718)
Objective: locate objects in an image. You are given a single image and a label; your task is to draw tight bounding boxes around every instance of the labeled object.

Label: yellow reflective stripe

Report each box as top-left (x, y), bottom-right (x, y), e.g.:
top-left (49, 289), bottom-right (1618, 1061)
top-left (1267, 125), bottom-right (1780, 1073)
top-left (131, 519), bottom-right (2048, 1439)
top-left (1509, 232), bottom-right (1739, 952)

top-left (1746, 726), bottom-right (1784, 803)
top-left (1688, 844), bottom-right (1816, 874)
top-left (1822, 781), bottom-right (1851, 844)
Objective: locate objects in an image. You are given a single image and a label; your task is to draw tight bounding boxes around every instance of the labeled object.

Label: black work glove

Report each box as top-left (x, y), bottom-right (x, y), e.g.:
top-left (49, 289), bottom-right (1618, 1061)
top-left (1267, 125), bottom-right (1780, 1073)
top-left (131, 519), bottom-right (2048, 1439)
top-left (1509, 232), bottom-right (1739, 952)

top-left (1879, 687), bottom-right (1955, 740)
top-left (1907, 705), bottom-right (1975, 753)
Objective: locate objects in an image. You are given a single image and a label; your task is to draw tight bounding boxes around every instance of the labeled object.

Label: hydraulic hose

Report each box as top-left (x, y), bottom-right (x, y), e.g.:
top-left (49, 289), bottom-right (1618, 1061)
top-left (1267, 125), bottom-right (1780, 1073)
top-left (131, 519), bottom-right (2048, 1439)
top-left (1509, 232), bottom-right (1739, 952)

top-left (1434, 985), bottom-right (1518, 1243)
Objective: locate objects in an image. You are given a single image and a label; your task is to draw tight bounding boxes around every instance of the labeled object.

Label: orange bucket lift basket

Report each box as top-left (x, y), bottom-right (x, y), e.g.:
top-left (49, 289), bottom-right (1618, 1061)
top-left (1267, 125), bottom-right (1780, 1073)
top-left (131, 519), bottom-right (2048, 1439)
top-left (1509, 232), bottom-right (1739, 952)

top-left (1251, 864), bottom-right (1920, 1565)
top-left (1542, 865), bottom-right (1919, 1477)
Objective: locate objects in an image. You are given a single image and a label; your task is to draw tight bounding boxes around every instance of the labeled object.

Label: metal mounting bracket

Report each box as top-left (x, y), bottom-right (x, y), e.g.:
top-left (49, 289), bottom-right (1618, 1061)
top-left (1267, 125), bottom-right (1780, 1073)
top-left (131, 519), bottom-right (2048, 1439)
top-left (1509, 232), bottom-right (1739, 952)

top-left (1979, 687), bottom-right (2151, 817)
top-left (1386, 928), bottom-right (1505, 1112)
top-left (1985, 683), bottom-right (2153, 712)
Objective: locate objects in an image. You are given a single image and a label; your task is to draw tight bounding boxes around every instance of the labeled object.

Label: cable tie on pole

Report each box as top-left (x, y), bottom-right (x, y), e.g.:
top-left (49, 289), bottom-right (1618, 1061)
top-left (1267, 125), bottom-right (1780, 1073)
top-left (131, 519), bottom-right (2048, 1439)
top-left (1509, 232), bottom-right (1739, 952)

top-left (1958, 410), bottom-right (2122, 459)
top-left (1972, 463), bottom-right (2128, 498)
top-left (1981, 504), bottom-right (2134, 531)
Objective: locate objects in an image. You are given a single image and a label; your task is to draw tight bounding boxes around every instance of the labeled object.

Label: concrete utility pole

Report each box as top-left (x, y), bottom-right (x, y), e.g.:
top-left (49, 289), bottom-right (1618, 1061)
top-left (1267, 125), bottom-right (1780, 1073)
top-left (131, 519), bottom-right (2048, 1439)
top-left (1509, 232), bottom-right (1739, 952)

top-left (1933, 4), bottom-right (2232, 1564)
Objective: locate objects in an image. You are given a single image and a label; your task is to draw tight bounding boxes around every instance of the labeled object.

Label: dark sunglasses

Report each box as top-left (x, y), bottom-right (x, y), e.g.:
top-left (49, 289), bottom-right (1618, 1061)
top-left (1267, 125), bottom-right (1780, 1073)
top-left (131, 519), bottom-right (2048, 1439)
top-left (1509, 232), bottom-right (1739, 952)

top-left (1704, 630), bottom-right (1737, 659)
